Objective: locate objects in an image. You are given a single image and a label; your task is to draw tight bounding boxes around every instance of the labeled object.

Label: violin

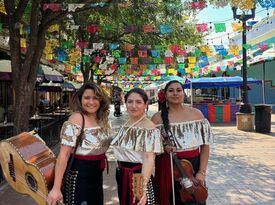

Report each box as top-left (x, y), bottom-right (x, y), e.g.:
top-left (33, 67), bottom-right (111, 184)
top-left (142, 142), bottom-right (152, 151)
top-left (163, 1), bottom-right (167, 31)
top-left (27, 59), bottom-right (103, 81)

top-left (172, 153), bottom-right (208, 203)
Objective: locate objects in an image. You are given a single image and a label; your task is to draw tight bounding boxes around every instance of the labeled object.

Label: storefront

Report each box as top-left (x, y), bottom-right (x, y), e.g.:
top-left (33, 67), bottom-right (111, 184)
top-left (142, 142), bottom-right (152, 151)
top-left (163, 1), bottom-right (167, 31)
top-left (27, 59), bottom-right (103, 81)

top-left (185, 76), bottom-right (262, 122)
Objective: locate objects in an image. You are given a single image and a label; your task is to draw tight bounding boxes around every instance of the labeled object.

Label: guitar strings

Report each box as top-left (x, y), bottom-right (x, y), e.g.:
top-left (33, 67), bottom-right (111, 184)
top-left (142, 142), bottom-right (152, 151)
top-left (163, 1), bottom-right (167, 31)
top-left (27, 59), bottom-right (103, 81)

top-left (11, 174), bottom-right (64, 205)
top-left (8, 174), bottom-right (48, 199)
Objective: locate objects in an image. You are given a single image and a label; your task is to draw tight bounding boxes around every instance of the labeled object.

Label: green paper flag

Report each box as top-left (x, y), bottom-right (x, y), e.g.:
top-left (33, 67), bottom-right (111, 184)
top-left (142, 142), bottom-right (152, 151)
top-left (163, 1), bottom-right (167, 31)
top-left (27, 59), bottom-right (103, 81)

top-left (112, 50), bottom-right (121, 58)
top-left (214, 23), bottom-right (226, 33)
top-left (153, 58), bottom-right (163, 64)
top-left (82, 55), bottom-right (91, 63)
top-left (102, 25), bottom-right (116, 31)
top-left (194, 49), bottom-right (201, 57)
top-left (61, 41), bottom-right (73, 49)
top-left (154, 45), bottom-right (167, 51)
top-left (25, 3), bottom-right (32, 13)
top-left (243, 44), bottom-right (252, 50)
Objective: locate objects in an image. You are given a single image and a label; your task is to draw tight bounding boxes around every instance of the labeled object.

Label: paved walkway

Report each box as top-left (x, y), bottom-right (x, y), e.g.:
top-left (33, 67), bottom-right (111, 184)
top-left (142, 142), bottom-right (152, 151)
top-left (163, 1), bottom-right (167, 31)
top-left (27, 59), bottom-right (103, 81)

top-left (0, 104), bottom-right (275, 205)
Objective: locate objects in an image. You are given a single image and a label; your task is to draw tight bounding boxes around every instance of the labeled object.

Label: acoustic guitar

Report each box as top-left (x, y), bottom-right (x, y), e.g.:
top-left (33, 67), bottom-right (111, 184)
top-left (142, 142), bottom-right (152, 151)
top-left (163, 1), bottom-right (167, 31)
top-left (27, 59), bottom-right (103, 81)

top-left (0, 132), bottom-right (64, 205)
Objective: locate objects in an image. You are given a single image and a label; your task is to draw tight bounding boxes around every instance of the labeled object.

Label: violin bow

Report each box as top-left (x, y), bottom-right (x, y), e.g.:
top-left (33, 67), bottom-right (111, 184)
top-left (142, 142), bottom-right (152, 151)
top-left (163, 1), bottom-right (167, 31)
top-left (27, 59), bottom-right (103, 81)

top-left (167, 130), bottom-right (176, 205)
top-left (170, 151), bottom-right (176, 205)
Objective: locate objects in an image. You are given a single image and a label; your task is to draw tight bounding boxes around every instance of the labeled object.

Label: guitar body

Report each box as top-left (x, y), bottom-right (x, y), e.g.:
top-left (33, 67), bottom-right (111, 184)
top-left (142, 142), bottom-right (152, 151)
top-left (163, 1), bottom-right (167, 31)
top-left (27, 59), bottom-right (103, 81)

top-left (0, 132), bottom-right (56, 205)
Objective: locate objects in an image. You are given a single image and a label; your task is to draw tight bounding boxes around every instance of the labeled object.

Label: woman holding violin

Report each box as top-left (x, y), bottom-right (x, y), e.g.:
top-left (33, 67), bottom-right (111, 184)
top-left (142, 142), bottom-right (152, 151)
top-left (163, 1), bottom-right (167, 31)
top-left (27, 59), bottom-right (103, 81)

top-left (151, 80), bottom-right (213, 205)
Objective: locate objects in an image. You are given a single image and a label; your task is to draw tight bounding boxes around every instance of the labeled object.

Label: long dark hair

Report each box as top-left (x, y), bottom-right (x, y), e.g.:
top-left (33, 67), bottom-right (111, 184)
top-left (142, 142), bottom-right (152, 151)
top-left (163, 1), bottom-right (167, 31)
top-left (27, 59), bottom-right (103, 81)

top-left (124, 88), bottom-right (148, 104)
top-left (72, 82), bottom-right (110, 133)
top-left (161, 80), bottom-right (184, 140)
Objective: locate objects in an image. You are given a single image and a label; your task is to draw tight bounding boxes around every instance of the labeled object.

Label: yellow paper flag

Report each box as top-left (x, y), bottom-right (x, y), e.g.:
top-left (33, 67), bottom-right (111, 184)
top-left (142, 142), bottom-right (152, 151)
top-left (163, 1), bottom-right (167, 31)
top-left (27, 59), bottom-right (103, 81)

top-left (48, 24), bottom-right (60, 32)
top-left (188, 63), bottom-right (196, 69)
top-left (229, 45), bottom-right (240, 55)
top-left (168, 68), bottom-right (177, 75)
top-left (46, 54), bottom-right (53, 60)
top-left (188, 57), bottom-right (196, 63)
top-left (232, 0), bottom-right (256, 10)
top-left (20, 38), bottom-right (26, 48)
top-left (0, 1), bottom-right (6, 14)
top-left (185, 67), bottom-right (192, 74)
top-left (232, 22), bottom-right (243, 32)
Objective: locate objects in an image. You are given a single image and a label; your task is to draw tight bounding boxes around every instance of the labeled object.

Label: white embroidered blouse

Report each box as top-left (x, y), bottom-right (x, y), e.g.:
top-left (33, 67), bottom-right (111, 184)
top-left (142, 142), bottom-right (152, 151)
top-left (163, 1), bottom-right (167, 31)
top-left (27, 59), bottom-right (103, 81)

top-left (111, 126), bottom-right (163, 163)
top-left (156, 118), bottom-right (214, 151)
top-left (60, 121), bottom-right (112, 155)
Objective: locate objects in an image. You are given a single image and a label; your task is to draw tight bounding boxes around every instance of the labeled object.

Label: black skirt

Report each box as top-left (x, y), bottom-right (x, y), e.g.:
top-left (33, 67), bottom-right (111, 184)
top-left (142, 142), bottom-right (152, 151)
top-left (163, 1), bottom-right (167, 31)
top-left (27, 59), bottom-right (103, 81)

top-left (62, 157), bottom-right (104, 205)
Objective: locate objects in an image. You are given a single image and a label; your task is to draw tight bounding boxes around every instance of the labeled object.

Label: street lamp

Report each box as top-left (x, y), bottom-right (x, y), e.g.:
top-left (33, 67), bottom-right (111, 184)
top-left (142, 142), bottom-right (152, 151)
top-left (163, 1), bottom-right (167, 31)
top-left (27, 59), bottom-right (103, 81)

top-left (232, 6), bottom-right (255, 113)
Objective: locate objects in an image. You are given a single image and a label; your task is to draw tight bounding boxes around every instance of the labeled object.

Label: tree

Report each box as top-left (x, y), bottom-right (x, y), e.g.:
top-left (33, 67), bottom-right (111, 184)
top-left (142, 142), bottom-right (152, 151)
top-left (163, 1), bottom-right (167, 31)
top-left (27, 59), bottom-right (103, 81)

top-left (56, 0), bottom-right (203, 83)
top-left (3, 0), bottom-right (204, 134)
top-left (3, 0), bottom-right (113, 134)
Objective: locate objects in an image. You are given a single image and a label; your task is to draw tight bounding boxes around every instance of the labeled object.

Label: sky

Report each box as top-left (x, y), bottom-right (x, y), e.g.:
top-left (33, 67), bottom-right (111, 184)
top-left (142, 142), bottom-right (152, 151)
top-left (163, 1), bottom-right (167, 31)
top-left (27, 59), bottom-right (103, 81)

top-left (195, 3), bottom-right (269, 46)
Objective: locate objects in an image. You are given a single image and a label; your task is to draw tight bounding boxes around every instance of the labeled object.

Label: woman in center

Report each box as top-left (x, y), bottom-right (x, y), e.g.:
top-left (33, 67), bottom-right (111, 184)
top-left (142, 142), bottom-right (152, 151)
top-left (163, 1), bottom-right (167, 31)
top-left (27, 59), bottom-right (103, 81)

top-left (111, 88), bottom-right (163, 205)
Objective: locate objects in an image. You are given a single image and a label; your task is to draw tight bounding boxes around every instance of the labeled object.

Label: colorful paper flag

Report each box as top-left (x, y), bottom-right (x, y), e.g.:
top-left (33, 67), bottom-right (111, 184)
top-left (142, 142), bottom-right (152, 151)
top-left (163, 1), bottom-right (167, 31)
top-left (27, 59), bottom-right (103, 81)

top-left (214, 23), bottom-right (226, 33)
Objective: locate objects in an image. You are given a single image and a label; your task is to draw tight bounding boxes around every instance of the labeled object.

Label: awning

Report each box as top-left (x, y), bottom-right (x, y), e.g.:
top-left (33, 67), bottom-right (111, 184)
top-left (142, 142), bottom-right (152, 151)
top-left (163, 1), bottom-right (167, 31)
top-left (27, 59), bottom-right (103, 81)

top-left (39, 65), bottom-right (64, 82)
top-left (0, 59), bottom-right (12, 81)
top-left (67, 81), bottom-right (82, 90)
top-left (184, 76), bottom-right (262, 89)
top-left (62, 81), bottom-right (75, 92)
top-left (37, 80), bottom-right (78, 92)
top-left (0, 60), bottom-right (64, 82)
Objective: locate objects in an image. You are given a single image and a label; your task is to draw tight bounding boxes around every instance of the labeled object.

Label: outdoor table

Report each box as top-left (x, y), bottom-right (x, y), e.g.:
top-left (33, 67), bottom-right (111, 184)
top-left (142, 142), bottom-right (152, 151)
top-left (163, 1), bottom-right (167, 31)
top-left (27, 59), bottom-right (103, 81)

top-left (29, 116), bottom-right (54, 130)
top-left (0, 122), bottom-right (13, 128)
top-left (54, 109), bottom-right (71, 113)
top-left (39, 112), bottom-right (67, 117)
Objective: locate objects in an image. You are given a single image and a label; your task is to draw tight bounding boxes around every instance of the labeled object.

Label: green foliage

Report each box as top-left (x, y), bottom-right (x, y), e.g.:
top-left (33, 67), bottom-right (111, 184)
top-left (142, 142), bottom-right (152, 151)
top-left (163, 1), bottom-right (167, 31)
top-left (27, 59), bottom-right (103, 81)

top-left (62, 0), bottom-right (202, 46)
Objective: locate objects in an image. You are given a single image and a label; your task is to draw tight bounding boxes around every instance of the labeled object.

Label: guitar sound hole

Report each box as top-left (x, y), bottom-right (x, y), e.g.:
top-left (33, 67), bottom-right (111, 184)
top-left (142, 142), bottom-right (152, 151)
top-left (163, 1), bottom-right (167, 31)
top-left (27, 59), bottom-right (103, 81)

top-left (25, 172), bottom-right (38, 192)
top-left (8, 154), bottom-right (16, 182)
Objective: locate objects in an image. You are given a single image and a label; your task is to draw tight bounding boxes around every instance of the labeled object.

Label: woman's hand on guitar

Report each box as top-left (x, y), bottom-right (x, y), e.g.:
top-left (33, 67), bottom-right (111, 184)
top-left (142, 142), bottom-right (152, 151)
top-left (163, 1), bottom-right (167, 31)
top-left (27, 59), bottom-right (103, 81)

top-left (47, 188), bottom-right (63, 205)
top-left (137, 192), bottom-right (147, 205)
top-left (164, 145), bottom-right (176, 153)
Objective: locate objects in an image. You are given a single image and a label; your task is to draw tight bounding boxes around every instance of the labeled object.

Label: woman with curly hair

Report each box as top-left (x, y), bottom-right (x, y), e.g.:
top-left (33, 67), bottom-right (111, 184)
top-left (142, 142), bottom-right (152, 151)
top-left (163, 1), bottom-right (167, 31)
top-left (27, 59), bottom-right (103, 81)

top-left (47, 82), bottom-right (112, 205)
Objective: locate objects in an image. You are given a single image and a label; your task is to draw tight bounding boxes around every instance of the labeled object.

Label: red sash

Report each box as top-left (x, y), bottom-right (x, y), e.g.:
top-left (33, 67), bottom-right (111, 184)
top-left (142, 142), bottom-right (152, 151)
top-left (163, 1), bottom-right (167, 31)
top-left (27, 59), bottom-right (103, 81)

top-left (74, 153), bottom-right (109, 173)
top-left (118, 162), bottom-right (142, 205)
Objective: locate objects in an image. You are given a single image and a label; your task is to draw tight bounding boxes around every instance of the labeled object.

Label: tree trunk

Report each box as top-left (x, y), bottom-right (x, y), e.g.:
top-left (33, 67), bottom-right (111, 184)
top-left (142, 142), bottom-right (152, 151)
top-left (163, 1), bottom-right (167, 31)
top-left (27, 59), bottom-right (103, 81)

top-left (13, 81), bottom-right (34, 134)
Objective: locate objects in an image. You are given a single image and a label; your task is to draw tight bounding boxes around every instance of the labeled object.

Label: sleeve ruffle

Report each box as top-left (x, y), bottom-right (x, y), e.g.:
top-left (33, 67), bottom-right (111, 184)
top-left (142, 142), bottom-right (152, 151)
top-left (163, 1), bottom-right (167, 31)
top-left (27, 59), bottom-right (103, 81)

top-left (159, 119), bottom-right (214, 149)
top-left (112, 127), bottom-right (163, 153)
top-left (60, 121), bottom-right (81, 147)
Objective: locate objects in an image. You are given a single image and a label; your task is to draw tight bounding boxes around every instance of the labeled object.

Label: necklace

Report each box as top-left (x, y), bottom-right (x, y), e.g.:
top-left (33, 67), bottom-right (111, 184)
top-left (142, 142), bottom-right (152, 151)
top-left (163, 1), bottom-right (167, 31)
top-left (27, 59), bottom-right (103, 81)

top-left (120, 114), bottom-right (146, 134)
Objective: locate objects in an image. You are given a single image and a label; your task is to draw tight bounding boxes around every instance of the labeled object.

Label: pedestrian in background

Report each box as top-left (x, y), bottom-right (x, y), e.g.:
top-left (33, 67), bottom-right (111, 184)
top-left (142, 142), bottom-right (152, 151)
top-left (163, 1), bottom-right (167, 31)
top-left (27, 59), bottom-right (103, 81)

top-left (47, 82), bottom-right (112, 205)
top-left (111, 88), bottom-right (163, 205)
top-left (151, 80), bottom-right (213, 205)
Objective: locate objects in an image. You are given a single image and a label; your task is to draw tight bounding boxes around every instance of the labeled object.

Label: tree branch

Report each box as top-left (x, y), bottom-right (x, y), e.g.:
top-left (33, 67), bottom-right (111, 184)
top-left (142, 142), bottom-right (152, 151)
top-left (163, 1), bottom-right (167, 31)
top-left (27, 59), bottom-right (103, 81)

top-left (22, 0), bottom-right (41, 72)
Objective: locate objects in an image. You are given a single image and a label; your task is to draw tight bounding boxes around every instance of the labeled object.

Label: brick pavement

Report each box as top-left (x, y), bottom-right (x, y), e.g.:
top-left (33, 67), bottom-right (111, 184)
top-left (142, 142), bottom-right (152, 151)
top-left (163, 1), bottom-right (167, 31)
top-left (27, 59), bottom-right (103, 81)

top-left (0, 104), bottom-right (275, 205)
